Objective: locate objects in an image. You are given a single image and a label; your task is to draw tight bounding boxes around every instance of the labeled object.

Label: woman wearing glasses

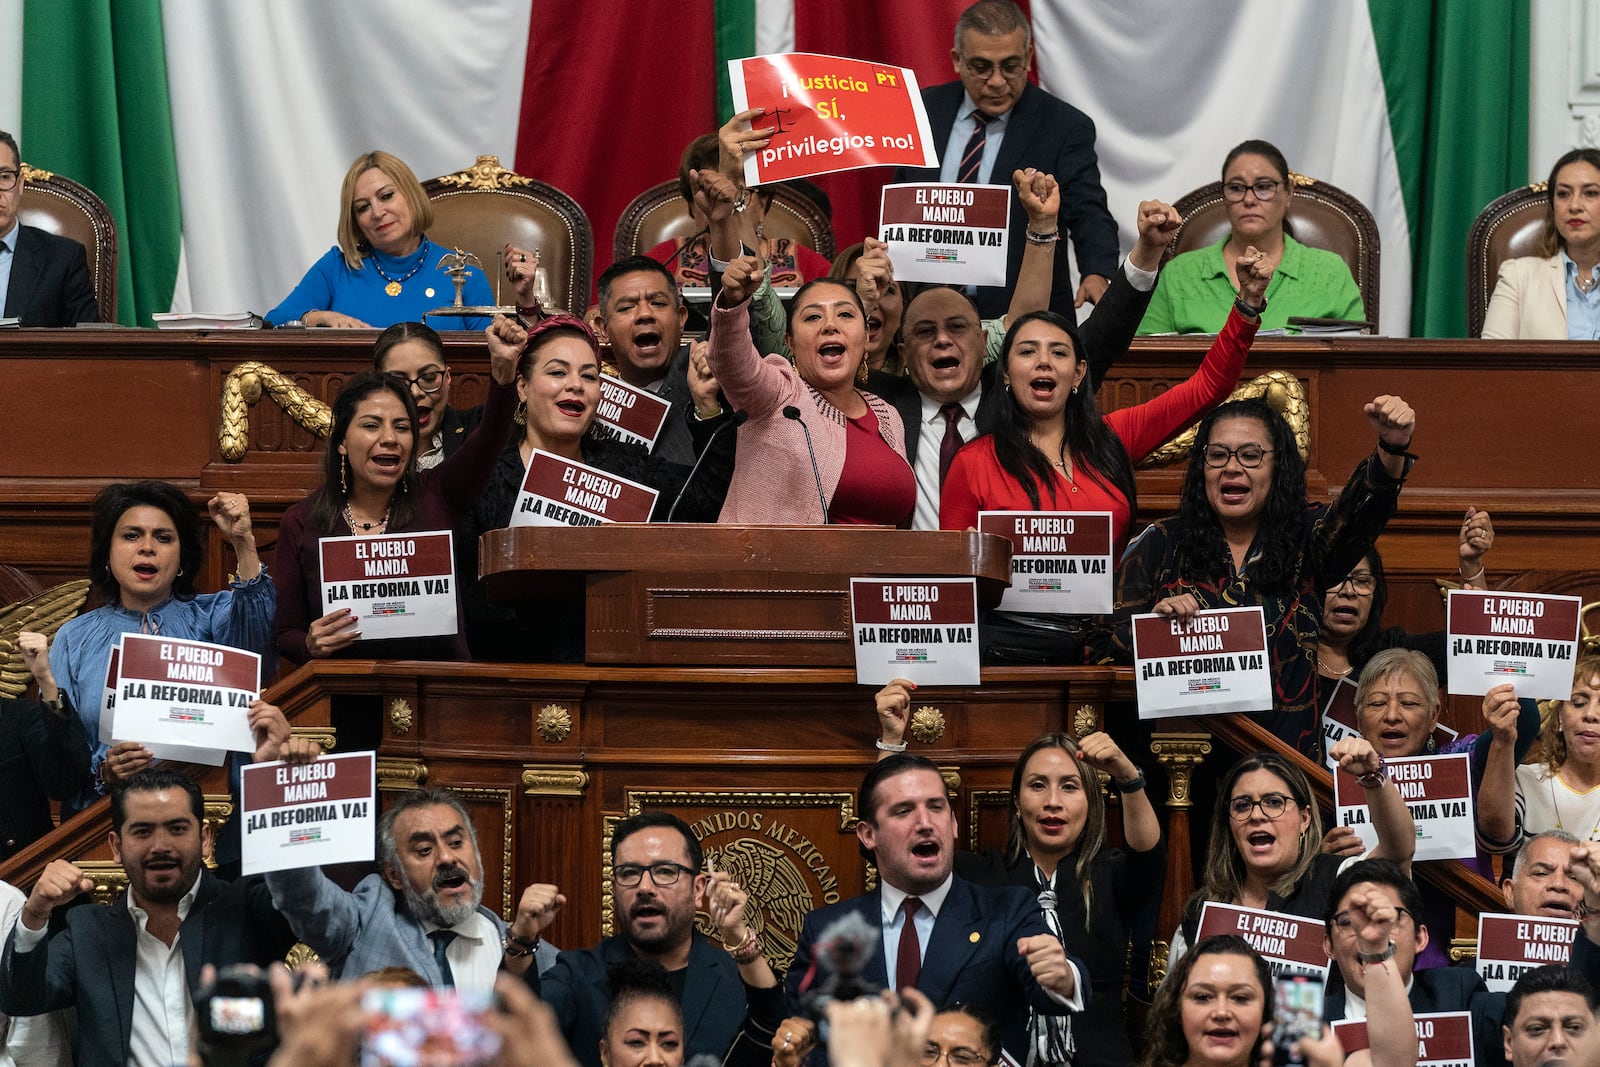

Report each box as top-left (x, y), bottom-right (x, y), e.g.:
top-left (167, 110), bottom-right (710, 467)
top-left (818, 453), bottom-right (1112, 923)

top-left (1136, 140), bottom-right (1365, 335)
top-left (1108, 393), bottom-right (1415, 758)
top-left (1166, 748), bottom-right (1414, 973)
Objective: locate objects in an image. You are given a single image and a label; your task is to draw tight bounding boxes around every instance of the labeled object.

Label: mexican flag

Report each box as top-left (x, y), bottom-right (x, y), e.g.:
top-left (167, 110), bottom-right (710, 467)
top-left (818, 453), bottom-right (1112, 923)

top-left (1, 0), bottom-right (1525, 336)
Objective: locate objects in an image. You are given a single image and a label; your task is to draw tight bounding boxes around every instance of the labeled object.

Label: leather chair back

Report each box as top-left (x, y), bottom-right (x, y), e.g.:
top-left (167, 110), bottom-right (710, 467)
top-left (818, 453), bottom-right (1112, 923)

top-left (1466, 183), bottom-right (1548, 337)
top-left (1166, 174), bottom-right (1380, 325)
top-left (423, 156), bottom-right (593, 315)
top-left (613, 180), bottom-right (836, 264)
top-left (18, 163), bottom-right (118, 322)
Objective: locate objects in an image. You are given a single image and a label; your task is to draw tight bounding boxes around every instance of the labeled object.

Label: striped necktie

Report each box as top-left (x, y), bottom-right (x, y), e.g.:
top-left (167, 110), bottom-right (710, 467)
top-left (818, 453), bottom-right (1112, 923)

top-left (956, 112), bottom-right (994, 184)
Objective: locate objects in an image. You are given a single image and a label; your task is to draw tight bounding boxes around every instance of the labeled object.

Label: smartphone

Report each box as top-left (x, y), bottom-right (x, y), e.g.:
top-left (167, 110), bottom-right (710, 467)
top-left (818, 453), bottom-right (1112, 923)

top-left (360, 987), bottom-right (502, 1067)
top-left (1271, 974), bottom-right (1326, 1067)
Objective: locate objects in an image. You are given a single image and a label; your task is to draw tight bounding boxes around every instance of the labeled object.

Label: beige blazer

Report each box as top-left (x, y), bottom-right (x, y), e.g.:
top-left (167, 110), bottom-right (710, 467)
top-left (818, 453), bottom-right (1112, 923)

top-left (1481, 254), bottom-right (1568, 339)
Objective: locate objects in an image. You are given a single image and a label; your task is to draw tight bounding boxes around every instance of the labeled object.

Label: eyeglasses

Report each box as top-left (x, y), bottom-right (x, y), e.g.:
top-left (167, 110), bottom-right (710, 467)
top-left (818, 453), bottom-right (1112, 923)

top-left (921, 1045), bottom-right (988, 1067)
top-left (613, 861), bottom-right (696, 888)
top-left (1228, 793), bottom-right (1294, 821)
top-left (0, 169), bottom-right (18, 192)
top-left (1222, 179), bottom-right (1286, 203)
top-left (960, 56), bottom-right (1028, 80)
top-left (1328, 573), bottom-right (1378, 596)
top-left (1202, 444), bottom-right (1273, 468)
top-left (1331, 906), bottom-right (1410, 933)
top-left (907, 318), bottom-right (977, 345)
top-left (386, 369), bottom-right (446, 395)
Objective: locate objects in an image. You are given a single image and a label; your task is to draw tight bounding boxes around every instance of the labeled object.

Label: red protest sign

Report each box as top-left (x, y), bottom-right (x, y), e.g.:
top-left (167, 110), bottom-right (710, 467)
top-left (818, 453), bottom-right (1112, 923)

top-left (728, 53), bottom-right (938, 183)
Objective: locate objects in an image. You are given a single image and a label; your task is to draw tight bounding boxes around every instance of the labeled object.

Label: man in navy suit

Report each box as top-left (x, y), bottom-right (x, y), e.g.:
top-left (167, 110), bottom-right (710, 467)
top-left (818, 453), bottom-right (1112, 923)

top-left (1501, 965), bottom-right (1600, 1067)
top-left (0, 132), bottom-right (98, 327)
top-left (1321, 857), bottom-right (1600, 1067)
top-left (785, 754), bottom-right (1085, 1064)
top-left (0, 769), bottom-right (297, 1067)
top-left (896, 1), bottom-right (1120, 320)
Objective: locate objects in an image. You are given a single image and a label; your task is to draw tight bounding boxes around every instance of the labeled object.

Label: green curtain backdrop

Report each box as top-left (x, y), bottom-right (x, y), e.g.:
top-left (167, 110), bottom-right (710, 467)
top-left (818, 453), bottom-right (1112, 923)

top-left (1370, 0), bottom-right (1530, 337)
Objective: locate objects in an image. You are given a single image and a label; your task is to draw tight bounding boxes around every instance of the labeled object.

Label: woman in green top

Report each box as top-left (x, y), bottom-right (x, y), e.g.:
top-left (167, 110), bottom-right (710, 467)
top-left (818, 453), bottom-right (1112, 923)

top-left (1137, 140), bottom-right (1365, 334)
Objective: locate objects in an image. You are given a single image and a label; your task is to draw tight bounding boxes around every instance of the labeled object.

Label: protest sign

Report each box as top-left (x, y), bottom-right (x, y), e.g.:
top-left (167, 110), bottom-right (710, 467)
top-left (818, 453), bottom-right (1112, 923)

top-left (850, 577), bottom-right (979, 686)
top-left (1132, 607), bottom-right (1271, 718)
top-left (100, 641), bottom-right (227, 765)
top-left (1197, 903), bottom-right (1328, 979)
top-left (1334, 753), bottom-right (1475, 861)
top-left (110, 633), bottom-right (258, 754)
top-left (509, 449), bottom-right (659, 528)
top-left (591, 374), bottom-right (671, 451)
top-left (1333, 1012), bottom-right (1473, 1066)
top-left (1475, 912), bottom-right (1577, 992)
top-left (1447, 589), bottom-right (1581, 701)
top-left (977, 511), bottom-right (1112, 614)
top-left (320, 531), bottom-right (458, 642)
top-left (729, 53), bottom-right (937, 183)
top-left (240, 752), bottom-right (376, 876)
top-left (879, 183), bottom-right (1010, 286)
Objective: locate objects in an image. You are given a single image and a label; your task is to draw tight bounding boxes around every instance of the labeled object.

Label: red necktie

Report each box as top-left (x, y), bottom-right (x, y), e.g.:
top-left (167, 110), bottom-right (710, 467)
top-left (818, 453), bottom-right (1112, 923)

top-left (896, 897), bottom-right (923, 990)
top-left (938, 403), bottom-right (964, 484)
top-left (956, 113), bottom-right (993, 184)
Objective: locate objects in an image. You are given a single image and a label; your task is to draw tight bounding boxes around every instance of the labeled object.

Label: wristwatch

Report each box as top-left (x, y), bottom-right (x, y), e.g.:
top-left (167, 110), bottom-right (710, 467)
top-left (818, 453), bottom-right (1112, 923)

top-left (1233, 294), bottom-right (1268, 319)
top-left (1356, 941), bottom-right (1396, 965)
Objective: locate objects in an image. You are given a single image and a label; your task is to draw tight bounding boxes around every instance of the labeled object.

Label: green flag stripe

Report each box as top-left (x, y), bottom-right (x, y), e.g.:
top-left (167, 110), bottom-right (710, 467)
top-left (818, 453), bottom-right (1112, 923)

top-left (715, 0), bottom-right (757, 124)
top-left (21, 0), bottom-right (181, 325)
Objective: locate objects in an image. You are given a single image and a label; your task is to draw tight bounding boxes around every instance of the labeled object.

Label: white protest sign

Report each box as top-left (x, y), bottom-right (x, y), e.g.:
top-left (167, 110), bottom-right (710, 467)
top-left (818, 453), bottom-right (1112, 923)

top-left (1132, 607), bottom-right (1271, 718)
top-left (591, 374), bottom-right (671, 451)
top-left (850, 577), bottom-right (979, 686)
top-left (100, 641), bottom-right (227, 766)
top-left (879, 183), bottom-right (1009, 286)
top-left (319, 531), bottom-right (458, 642)
top-left (110, 634), bottom-right (259, 754)
top-left (1197, 903), bottom-right (1328, 979)
top-left (1334, 753), bottom-right (1475, 861)
top-left (1447, 589), bottom-right (1581, 701)
top-left (240, 752), bottom-right (376, 876)
top-left (1333, 1012), bottom-right (1473, 1067)
top-left (1475, 912), bottom-right (1577, 992)
top-left (977, 511), bottom-right (1113, 614)
top-left (509, 449), bottom-right (659, 528)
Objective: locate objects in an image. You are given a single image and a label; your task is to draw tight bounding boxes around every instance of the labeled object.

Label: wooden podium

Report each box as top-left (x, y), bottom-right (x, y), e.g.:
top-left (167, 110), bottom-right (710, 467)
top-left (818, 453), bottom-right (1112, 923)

top-left (478, 525), bottom-right (1014, 666)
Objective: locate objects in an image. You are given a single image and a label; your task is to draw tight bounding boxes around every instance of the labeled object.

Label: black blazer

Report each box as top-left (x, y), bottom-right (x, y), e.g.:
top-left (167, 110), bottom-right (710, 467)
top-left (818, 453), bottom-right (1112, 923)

top-left (0, 695), bottom-right (91, 860)
top-left (4, 225), bottom-right (99, 326)
top-left (897, 81), bottom-right (1121, 320)
top-left (0, 870), bottom-right (299, 1066)
top-left (867, 263), bottom-right (1153, 471)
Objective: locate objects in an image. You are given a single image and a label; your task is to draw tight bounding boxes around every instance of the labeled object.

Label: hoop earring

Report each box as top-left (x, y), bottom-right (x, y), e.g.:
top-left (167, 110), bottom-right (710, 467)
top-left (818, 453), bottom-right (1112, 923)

top-left (176, 567), bottom-right (183, 578)
top-left (513, 400), bottom-right (528, 426)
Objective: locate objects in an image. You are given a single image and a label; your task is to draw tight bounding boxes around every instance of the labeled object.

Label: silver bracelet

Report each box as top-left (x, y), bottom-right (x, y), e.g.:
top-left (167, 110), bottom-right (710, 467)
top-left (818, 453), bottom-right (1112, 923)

top-left (875, 738), bottom-right (908, 753)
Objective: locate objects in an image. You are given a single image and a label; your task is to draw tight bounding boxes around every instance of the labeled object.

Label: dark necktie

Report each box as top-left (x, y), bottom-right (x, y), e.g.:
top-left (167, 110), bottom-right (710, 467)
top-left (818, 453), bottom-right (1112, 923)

top-left (956, 112), bottom-right (994, 185)
top-left (938, 403), bottom-right (965, 484)
top-left (895, 897), bottom-right (923, 990)
top-left (429, 929), bottom-right (458, 988)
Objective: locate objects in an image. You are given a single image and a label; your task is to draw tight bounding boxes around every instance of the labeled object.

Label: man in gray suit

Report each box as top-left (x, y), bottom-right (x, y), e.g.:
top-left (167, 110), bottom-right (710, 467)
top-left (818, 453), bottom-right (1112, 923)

top-left (262, 731), bottom-right (560, 992)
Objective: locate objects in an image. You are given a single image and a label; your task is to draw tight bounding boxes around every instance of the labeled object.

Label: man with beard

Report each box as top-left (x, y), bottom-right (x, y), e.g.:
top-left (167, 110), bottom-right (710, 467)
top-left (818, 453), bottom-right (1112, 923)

top-left (0, 769), bottom-right (298, 1067)
top-left (784, 755), bottom-right (1084, 1066)
top-left (261, 734), bottom-right (562, 991)
top-left (530, 811), bottom-right (784, 1067)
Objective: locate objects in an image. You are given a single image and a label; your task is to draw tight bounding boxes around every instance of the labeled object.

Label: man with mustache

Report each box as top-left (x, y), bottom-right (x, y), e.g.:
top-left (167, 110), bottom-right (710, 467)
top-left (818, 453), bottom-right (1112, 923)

top-left (1502, 965), bottom-right (1600, 1067)
top-left (261, 732), bottom-right (562, 993)
top-left (0, 768), bottom-right (298, 1067)
top-left (530, 811), bottom-right (784, 1067)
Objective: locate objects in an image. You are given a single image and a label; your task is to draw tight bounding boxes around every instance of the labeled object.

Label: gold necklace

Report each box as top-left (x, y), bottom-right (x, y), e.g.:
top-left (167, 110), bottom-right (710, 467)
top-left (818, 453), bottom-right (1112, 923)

top-left (1317, 656), bottom-right (1352, 677)
top-left (371, 239), bottom-right (431, 297)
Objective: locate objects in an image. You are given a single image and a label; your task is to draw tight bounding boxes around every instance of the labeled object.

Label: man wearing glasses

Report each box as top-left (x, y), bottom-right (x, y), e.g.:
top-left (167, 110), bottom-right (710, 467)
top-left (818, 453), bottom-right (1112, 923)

top-left (1320, 858), bottom-right (1600, 1066)
top-left (896, 1), bottom-right (1120, 320)
top-left (0, 131), bottom-right (98, 326)
top-left (531, 811), bottom-right (785, 1067)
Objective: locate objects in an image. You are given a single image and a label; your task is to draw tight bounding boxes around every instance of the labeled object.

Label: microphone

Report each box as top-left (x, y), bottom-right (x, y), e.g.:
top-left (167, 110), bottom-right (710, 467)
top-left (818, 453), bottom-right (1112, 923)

top-left (666, 410), bottom-right (746, 522)
top-left (783, 406), bottom-right (830, 524)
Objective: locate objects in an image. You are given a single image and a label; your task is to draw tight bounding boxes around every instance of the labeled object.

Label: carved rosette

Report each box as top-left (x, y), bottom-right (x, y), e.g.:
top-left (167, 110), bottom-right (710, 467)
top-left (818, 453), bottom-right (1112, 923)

top-left (537, 703), bottom-right (573, 743)
top-left (389, 698), bottom-right (414, 736)
top-left (1071, 703), bottom-right (1100, 738)
top-left (1149, 734), bottom-right (1212, 808)
top-left (377, 758), bottom-right (428, 790)
top-left (435, 155), bottom-right (533, 190)
top-left (218, 361), bottom-right (333, 462)
top-left (909, 706), bottom-right (945, 744)
top-left (522, 764), bottom-right (589, 796)
top-left (285, 942), bottom-right (322, 970)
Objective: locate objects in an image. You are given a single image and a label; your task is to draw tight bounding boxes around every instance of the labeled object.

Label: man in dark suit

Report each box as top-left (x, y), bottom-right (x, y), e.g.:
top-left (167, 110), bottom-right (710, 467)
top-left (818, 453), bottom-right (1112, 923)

top-left (869, 197), bottom-right (1177, 531)
top-left (529, 811), bottom-right (784, 1067)
top-left (0, 769), bottom-right (297, 1066)
top-left (1, 631), bottom-right (91, 862)
top-left (0, 132), bottom-right (98, 327)
top-left (895, 1), bottom-right (1120, 320)
top-left (1501, 965), bottom-right (1600, 1067)
top-left (1321, 858), bottom-right (1600, 1067)
top-left (785, 754), bottom-right (1085, 1064)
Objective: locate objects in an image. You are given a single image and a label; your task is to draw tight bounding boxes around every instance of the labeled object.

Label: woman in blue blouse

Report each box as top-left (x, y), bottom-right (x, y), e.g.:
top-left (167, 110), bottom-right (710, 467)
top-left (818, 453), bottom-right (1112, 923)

top-left (48, 481), bottom-right (275, 813)
top-left (267, 150), bottom-right (495, 330)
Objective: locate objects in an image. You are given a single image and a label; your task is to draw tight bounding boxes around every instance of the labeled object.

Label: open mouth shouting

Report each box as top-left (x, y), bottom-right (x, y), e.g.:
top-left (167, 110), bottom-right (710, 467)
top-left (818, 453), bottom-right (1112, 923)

top-left (1215, 476), bottom-right (1253, 508)
top-left (130, 562), bottom-right (163, 583)
top-left (631, 328), bottom-right (666, 364)
top-left (1026, 375), bottom-right (1058, 401)
top-left (433, 864), bottom-right (472, 901)
top-left (1243, 829), bottom-right (1277, 859)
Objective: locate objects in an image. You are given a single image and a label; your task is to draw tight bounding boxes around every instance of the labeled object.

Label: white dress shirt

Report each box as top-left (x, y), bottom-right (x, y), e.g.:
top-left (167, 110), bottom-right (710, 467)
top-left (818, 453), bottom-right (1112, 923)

top-left (913, 385), bottom-right (984, 532)
top-left (422, 910), bottom-right (503, 998)
top-left (879, 875), bottom-right (954, 991)
top-left (938, 95), bottom-right (1012, 186)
